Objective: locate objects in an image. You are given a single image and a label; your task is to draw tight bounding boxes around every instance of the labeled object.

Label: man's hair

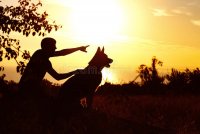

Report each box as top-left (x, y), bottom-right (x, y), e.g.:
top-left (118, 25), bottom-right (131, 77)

top-left (41, 37), bottom-right (56, 49)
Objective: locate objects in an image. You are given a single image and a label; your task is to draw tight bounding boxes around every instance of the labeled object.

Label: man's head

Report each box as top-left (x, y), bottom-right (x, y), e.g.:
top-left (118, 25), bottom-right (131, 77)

top-left (41, 37), bottom-right (57, 55)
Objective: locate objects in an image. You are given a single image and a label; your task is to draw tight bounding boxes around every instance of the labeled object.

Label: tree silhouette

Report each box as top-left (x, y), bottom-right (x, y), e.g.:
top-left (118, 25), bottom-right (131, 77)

top-left (166, 68), bottom-right (200, 91)
top-left (0, 0), bottom-right (61, 74)
top-left (188, 68), bottom-right (200, 90)
top-left (0, 74), bottom-right (8, 97)
top-left (166, 68), bottom-right (188, 90)
top-left (137, 56), bottom-right (164, 88)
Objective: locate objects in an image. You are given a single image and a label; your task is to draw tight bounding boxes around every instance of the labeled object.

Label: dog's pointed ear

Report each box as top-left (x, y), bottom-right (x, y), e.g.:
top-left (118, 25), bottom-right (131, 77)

top-left (97, 47), bottom-right (101, 53)
top-left (101, 46), bottom-right (104, 53)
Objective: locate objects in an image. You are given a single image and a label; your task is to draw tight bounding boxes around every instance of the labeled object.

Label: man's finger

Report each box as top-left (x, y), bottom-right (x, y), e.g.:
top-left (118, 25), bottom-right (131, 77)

top-left (85, 45), bottom-right (90, 48)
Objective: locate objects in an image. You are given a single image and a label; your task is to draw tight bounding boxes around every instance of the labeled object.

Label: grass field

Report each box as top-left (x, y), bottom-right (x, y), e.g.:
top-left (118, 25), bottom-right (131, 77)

top-left (1, 93), bottom-right (200, 134)
top-left (93, 94), bottom-right (200, 134)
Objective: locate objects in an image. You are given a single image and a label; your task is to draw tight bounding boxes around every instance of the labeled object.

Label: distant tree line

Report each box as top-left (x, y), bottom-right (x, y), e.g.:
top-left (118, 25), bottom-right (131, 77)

top-left (0, 74), bottom-right (60, 99)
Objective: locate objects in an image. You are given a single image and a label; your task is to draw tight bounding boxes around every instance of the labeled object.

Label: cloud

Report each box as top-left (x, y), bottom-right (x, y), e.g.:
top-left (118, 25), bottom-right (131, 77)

top-left (191, 20), bottom-right (200, 26)
top-left (152, 8), bottom-right (172, 17)
top-left (171, 8), bottom-right (192, 16)
top-left (186, 0), bottom-right (200, 8)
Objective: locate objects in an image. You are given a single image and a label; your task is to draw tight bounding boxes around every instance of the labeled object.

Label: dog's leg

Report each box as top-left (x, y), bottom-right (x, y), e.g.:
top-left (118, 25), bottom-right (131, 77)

top-left (80, 97), bottom-right (87, 108)
top-left (86, 95), bottom-right (93, 109)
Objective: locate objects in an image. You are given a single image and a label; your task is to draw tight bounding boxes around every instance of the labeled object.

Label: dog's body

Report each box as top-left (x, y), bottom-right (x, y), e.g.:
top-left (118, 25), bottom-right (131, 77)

top-left (59, 47), bottom-right (113, 110)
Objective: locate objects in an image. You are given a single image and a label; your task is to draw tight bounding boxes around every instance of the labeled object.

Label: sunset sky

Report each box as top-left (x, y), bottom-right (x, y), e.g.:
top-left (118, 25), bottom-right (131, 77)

top-left (1, 0), bottom-right (200, 84)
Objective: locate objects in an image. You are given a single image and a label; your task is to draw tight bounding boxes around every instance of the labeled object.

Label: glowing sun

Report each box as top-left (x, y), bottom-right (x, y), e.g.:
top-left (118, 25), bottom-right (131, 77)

top-left (68, 0), bottom-right (124, 44)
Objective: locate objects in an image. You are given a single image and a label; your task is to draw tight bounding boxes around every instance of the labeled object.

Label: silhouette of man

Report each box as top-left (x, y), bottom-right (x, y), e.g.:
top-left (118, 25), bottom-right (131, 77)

top-left (18, 37), bottom-right (89, 98)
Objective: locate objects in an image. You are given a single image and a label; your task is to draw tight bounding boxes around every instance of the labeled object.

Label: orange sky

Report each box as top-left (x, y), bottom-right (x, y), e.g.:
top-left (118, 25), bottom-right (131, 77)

top-left (1, 0), bottom-right (200, 84)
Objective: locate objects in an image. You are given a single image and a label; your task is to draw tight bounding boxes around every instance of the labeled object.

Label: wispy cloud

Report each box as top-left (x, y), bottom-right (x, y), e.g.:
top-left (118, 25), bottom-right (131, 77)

top-left (152, 8), bottom-right (172, 17)
top-left (171, 8), bottom-right (192, 16)
top-left (186, 1), bottom-right (200, 8)
top-left (191, 20), bottom-right (200, 26)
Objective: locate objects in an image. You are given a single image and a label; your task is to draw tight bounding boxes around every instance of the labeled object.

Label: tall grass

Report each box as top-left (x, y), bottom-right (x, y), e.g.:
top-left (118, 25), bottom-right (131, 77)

top-left (93, 94), bottom-right (200, 133)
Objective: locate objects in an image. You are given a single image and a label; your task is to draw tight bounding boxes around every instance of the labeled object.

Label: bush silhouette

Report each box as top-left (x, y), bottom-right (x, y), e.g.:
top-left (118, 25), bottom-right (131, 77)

top-left (166, 68), bottom-right (188, 90)
top-left (136, 56), bottom-right (165, 92)
top-left (187, 68), bottom-right (200, 90)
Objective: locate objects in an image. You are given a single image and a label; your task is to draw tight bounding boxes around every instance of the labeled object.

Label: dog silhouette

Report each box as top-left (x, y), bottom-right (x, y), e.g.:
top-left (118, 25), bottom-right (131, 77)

top-left (59, 47), bottom-right (113, 111)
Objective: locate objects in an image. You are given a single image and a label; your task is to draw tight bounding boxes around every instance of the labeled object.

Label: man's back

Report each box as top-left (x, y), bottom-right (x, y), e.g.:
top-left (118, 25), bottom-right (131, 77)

top-left (19, 49), bottom-right (52, 94)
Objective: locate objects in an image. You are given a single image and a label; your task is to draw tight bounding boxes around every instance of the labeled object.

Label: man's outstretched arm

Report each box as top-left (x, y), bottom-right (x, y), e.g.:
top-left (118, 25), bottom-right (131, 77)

top-left (47, 68), bottom-right (79, 80)
top-left (52, 45), bottom-right (89, 57)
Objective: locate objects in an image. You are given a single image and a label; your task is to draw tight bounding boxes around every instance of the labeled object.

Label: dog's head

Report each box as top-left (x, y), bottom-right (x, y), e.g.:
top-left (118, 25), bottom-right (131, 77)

top-left (89, 47), bottom-right (113, 69)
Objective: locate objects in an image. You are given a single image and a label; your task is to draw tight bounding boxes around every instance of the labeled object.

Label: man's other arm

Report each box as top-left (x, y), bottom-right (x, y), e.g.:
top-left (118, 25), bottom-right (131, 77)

top-left (47, 67), bottom-right (78, 80)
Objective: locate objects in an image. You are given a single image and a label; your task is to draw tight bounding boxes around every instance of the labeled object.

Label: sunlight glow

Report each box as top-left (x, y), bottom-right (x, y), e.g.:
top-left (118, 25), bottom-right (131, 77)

top-left (102, 68), bottom-right (117, 84)
top-left (68, 0), bottom-right (125, 44)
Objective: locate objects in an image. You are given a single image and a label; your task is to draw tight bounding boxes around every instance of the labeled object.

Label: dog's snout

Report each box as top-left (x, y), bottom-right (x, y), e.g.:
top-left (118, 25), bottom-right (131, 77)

top-left (109, 58), bottom-right (113, 63)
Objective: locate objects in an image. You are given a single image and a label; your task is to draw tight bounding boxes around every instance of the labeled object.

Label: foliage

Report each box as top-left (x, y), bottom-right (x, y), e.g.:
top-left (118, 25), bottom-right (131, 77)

top-left (136, 56), bottom-right (165, 89)
top-left (187, 68), bottom-right (200, 90)
top-left (165, 68), bottom-right (200, 92)
top-left (0, 74), bottom-right (18, 98)
top-left (41, 79), bottom-right (61, 98)
top-left (0, 0), bottom-right (61, 74)
top-left (166, 68), bottom-right (189, 90)
top-left (0, 75), bottom-right (60, 98)
top-left (96, 82), bottom-right (141, 95)
top-left (0, 74), bottom-right (7, 96)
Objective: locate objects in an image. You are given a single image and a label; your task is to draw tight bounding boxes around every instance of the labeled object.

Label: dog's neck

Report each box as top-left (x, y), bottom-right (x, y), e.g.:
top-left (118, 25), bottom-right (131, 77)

top-left (83, 65), bottom-right (103, 75)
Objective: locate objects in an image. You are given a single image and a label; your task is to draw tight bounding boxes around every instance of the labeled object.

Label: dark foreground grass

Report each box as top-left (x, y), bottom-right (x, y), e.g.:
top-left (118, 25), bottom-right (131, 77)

top-left (1, 94), bottom-right (200, 134)
top-left (93, 94), bottom-right (200, 134)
